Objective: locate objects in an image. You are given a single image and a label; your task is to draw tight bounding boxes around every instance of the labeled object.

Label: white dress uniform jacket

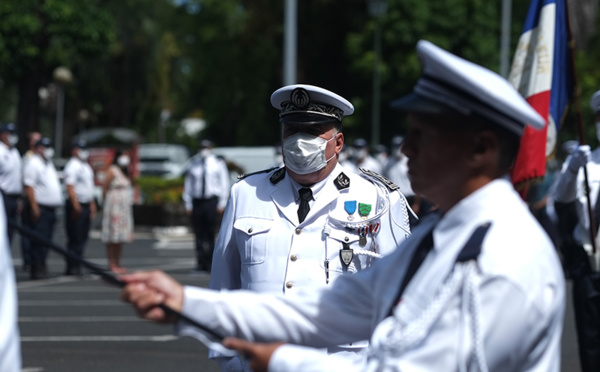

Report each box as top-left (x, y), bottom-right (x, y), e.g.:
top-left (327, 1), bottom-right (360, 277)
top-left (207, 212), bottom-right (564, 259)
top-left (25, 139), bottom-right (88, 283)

top-left (0, 142), bottom-right (22, 195)
top-left (207, 163), bottom-right (410, 368)
top-left (183, 153), bottom-right (230, 210)
top-left (554, 146), bottom-right (600, 248)
top-left (177, 178), bottom-right (564, 372)
top-left (0, 198), bottom-right (21, 371)
top-left (23, 154), bottom-right (63, 207)
top-left (63, 157), bottom-right (95, 203)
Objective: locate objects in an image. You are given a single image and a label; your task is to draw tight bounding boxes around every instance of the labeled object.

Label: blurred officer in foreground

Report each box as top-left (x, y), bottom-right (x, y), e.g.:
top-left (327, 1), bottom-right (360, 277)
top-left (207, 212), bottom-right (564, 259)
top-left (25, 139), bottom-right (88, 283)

top-left (553, 90), bottom-right (600, 372)
top-left (121, 41), bottom-right (564, 371)
top-left (0, 123), bottom-right (22, 245)
top-left (183, 139), bottom-right (230, 272)
top-left (22, 137), bottom-right (63, 279)
top-left (208, 84), bottom-right (410, 371)
top-left (0, 197), bottom-right (21, 371)
top-left (63, 139), bottom-right (96, 276)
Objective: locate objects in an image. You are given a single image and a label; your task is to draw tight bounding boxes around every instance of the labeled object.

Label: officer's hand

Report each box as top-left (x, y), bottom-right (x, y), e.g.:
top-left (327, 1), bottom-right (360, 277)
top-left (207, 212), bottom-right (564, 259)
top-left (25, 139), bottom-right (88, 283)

top-left (217, 207), bottom-right (225, 215)
top-left (32, 206), bottom-right (41, 221)
top-left (223, 338), bottom-right (284, 372)
top-left (568, 145), bottom-right (591, 173)
top-left (120, 270), bottom-right (184, 323)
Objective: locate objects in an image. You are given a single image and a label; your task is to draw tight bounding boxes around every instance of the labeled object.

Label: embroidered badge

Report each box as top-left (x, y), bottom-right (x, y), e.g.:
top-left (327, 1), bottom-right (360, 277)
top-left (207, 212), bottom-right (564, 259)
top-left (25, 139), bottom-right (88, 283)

top-left (334, 172), bottom-right (350, 190)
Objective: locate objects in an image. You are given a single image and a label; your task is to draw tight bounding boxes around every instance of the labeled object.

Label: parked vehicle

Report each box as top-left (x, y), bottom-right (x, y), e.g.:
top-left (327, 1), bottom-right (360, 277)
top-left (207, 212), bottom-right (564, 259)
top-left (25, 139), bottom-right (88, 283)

top-left (138, 143), bottom-right (190, 179)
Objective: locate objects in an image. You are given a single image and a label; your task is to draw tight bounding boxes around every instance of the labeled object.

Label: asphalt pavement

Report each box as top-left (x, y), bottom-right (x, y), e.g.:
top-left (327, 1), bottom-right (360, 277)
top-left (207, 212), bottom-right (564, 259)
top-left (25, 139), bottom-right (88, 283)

top-left (8, 218), bottom-right (583, 371)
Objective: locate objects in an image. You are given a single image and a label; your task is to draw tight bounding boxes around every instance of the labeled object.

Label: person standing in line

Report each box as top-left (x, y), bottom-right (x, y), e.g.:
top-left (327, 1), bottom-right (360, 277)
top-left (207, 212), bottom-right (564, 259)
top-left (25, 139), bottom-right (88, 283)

top-left (0, 123), bottom-right (22, 246)
top-left (349, 137), bottom-right (382, 174)
top-left (63, 139), bottom-right (96, 276)
top-left (0, 196), bottom-right (21, 371)
top-left (19, 131), bottom-right (41, 272)
top-left (204, 84), bottom-right (411, 371)
top-left (101, 150), bottom-right (133, 274)
top-left (182, 139), bottom-right (230, 272)
top-left (121, 40), bottom-right (564, 372)
top-left (552, 90), bottom-right (600, 372)
top-left (22, 137), bottom-right (63, 279)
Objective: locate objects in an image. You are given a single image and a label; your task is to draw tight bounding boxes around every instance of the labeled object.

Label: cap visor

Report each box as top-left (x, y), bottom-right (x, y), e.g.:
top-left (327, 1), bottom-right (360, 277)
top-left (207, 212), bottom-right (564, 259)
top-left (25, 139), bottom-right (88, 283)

top-left (280, 113), bottom-right (340, 125)
top-left (391, 92), bottom-right (450, 114)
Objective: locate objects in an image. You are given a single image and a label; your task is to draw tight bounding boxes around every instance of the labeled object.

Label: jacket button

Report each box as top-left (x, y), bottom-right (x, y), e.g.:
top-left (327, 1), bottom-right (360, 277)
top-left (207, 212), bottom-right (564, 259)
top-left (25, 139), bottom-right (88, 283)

top-left (295, 228), bottom-right (302, 235)
top-left (286, 281), bottom-right (293, 289)
top-left (344, 236), bottom-right (349, 242)
top-left (248, 228), bottom-right (253, 233)
top-left (290, 255), bottom-right (297, 262)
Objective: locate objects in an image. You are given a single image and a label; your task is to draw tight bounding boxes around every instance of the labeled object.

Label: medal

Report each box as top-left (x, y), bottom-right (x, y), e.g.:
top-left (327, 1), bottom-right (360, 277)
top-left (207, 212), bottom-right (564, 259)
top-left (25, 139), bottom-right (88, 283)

top-left (358, 203), bottom-right (372, 220)
top-left (340, 243), bottom-right (354, 266)
top-left (344, 201), bottom-right (357, 221)
top-left (358, 227), bottom-right (367, 247)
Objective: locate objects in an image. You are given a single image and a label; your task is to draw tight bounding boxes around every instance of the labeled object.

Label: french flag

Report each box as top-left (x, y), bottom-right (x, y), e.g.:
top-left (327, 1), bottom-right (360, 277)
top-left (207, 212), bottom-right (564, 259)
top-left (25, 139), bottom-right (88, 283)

top-left (508, 0), bottom-right (573, 188)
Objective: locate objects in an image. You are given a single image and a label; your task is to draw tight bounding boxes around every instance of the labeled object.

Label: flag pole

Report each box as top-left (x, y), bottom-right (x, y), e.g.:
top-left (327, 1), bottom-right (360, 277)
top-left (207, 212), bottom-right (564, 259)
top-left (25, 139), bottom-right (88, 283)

top-left (565, 0), bottom-right (597, 254)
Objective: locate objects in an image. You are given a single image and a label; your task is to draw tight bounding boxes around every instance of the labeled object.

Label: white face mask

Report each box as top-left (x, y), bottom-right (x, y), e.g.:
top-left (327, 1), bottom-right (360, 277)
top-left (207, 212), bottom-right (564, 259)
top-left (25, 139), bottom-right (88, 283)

top-left (117, 155), bottom-right (130, 167)
top-left (596, 122), bottom-right (600, 143)
top-left (78, 149), bottom-right (90, 161)
top-left (282, 132), bottom-right (337, 175)
top-left (200, 149), bottom-right (211, 157)
top-left (8, 134), bottom-right (18, 147)
top-left (43, 148), bottom-right (55, 160)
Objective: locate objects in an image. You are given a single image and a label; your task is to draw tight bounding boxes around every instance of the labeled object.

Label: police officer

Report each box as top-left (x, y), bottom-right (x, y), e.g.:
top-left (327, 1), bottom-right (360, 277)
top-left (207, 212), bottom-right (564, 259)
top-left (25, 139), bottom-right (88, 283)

top-left (206, 84), bottom-right (411, 370)
top-left (0, 123), bottom-right (22, 245)
top-left (553, 91), bottom-right (600, 371)
top-left (183, 139), bottom-right (230, 272)
top-left (121, 41), bottom-right (564, 372)
top-left (63, 139), bottom-right (96, 276)
top-left (22, 137), bottom-right (63, 279)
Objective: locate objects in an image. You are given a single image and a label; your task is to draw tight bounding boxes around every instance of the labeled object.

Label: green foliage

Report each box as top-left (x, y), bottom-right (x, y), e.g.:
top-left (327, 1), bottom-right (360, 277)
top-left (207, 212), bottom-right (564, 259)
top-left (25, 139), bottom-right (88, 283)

top-left (136, 176), bottom-right (184, 205)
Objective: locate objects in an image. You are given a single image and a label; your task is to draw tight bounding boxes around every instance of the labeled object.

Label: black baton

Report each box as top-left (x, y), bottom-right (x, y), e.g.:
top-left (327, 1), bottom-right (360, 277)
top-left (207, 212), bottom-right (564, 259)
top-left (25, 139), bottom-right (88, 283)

top-left (8, 218), bottom-right (225, 344)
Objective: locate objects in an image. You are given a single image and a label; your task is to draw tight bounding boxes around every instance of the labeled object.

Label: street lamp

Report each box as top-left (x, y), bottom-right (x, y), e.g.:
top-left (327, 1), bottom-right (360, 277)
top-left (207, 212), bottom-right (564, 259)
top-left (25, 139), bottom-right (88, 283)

top-left (53, 66), bottom-right (73, 157)
top-left (367, 0), bottom-right (387, 148)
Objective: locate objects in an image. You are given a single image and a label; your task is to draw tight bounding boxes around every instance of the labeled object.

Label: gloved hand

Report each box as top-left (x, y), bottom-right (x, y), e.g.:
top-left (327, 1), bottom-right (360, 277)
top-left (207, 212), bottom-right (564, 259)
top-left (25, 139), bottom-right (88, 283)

top-left (568, 145), bottom-right (591, 173)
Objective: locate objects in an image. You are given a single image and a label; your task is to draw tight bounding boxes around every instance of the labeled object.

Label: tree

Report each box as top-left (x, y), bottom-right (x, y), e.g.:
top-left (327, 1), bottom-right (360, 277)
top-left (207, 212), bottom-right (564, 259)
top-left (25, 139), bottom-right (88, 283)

top-left (0, 0), bottom-right (114, 153)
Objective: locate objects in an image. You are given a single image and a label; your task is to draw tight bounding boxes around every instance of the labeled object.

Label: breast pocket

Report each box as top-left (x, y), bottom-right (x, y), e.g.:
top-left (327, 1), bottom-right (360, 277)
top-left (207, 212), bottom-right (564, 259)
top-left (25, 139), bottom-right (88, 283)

top-left (233, 217), bottom-right (273, 265)
top-left (324, 229), bottom-right (372, 275)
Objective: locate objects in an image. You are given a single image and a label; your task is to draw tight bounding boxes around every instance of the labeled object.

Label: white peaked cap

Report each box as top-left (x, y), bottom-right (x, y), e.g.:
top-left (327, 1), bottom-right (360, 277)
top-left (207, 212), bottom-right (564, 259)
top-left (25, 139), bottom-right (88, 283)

top-left (392, 40), bottom-right (545, 136)
top-left (271, 84), bottom-right (354, 125)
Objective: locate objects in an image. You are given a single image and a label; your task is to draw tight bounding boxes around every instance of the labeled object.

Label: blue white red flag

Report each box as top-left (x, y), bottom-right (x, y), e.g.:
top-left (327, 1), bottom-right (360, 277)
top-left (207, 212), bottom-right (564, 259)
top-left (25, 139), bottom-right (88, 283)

top-left (508, 0), bottom-right (573, 187)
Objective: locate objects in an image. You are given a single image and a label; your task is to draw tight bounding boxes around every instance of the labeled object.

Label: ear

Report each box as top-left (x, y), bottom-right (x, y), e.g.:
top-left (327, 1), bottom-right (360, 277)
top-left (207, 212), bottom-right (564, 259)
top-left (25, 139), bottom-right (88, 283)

top-left (335, 132), bottom-right (344, 154)
top-left (469, 131), bottom-right (499, 167)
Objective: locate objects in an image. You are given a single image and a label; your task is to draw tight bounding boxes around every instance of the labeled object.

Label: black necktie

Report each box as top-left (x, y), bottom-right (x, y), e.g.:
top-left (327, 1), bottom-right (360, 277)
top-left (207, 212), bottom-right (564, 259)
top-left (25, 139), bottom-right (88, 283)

top-left (297, 187), bottom-right (312, 223)
top-left (388, 228), bottom-right (434, 316)
top-left (200, 156), bottom-right (206, 199)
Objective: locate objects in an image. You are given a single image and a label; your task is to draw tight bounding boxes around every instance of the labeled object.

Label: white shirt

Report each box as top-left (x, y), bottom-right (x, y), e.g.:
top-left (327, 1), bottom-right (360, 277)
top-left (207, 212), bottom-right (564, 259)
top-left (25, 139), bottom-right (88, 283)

top-left (0, 197), bottom-right (22, 372)
top-left (553, 146), bottom-right (600, 246)
top-left (0, 142), bottom-right (22, 195)
top-left (183, 153), bottom-right (230, 210)
top-left (63, 156), bottom-right (95, 203)
top-left (177, 178), bottom-right (564, 372)
top-left (207, 163), bottom-right (411, 369)
top-left (23, 154), bottom-right (63, 207)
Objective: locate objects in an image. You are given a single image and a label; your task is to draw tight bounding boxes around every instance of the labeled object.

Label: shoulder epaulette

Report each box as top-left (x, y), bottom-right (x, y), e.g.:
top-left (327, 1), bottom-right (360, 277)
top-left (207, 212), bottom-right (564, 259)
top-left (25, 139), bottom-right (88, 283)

top-left (359, 168), bottom-right (399, 191)
top-left (237, 167), bottom-right (279, 181)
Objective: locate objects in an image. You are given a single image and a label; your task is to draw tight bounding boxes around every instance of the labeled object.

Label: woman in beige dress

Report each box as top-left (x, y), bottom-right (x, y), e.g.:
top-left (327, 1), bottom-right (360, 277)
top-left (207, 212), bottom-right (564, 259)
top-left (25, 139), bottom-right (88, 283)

top-left (101, 150), bottom-right (133, 273)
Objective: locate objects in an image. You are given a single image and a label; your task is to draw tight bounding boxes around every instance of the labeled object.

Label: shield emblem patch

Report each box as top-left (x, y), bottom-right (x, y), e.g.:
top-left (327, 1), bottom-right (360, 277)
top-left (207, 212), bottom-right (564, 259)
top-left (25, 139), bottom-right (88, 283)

top-left (340, 247), bottom-right (354, 266)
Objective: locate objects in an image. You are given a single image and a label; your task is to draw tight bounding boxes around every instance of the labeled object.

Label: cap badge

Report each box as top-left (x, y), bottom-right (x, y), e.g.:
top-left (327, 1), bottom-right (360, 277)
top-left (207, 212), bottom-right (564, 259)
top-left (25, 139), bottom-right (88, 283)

top-left (358, 203), bottom-right (372, 220)
top-left (340, 243), bottom-right (354, 266)
top-left (344, 201), bottom-right (357, 221)
top-left (291, 88), bottom-right (310, 108)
